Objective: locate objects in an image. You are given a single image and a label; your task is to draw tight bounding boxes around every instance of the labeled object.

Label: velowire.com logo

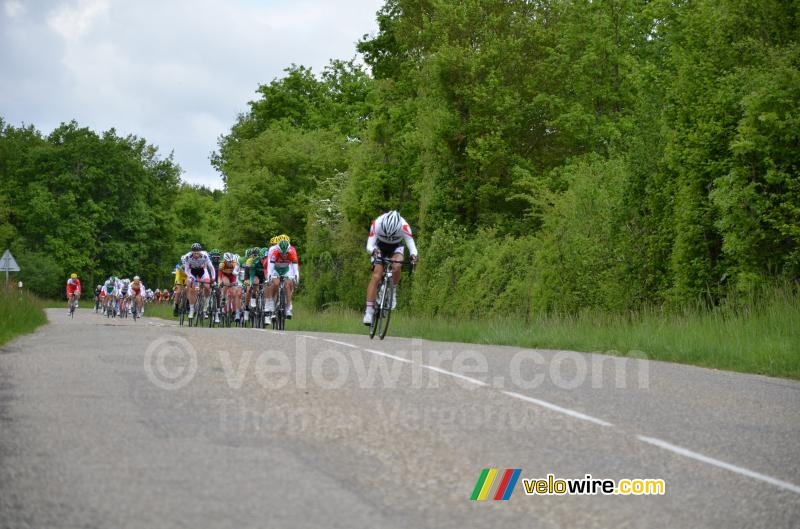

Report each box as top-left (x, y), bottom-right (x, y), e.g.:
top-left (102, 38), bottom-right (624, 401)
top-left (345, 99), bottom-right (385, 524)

top-left (470, 469), bottom-right (522, 500)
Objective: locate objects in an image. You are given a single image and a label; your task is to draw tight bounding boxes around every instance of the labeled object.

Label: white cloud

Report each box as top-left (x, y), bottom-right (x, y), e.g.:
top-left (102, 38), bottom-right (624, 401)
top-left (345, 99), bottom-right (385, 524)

top-left (4, 0), bottom-right (24, 18)
top-left (0, 0), bottom-right (384, 188)
top-left (47, 0), bottom-right (109, 41)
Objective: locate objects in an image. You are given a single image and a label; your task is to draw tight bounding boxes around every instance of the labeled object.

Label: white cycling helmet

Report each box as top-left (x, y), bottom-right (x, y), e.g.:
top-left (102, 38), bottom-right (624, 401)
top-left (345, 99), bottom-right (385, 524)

top-left (380, 210), bottom-right (403, 238)
top-left (223, 252), bottom-right (234, 261)
top-left (133, 275), bottom-right (140, 281)
top-left (123, 278), bottom-right (130, 285)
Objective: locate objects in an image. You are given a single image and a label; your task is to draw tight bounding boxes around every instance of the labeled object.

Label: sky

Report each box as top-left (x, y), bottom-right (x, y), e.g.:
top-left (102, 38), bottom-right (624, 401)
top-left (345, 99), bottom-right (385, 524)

top-left (0, 0), bottom-right (385, 189)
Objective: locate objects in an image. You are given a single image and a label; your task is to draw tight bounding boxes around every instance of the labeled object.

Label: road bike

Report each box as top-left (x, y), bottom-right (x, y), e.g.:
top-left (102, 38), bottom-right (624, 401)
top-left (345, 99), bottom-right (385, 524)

top-left (188, 281), bottom-right (207, 328)
top-left (271, 276), bottom-right (289, 331)
top-left (369, 257), bottom-right (413, 340)
top-left (177, 289), bottom-right (189, 326)
top-left (208, 283), bottom-right (220, 328)
top-left (69, 293), bottom-right (79, 318)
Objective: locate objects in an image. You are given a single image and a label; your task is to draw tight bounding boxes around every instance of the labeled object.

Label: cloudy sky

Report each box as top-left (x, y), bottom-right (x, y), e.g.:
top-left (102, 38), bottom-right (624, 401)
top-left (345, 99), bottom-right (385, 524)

top-left (1, 0), bottom-right (384, 188)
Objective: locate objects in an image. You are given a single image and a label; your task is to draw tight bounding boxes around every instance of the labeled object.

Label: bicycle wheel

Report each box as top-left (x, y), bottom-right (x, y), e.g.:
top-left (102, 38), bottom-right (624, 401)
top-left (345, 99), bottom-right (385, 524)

top-left (369, 280), bottom-right (385, 339)
top-left (378, 281), bottom-right (393, 340)
top-left (132, 303), bottom-right (138, 321)
top-left (277, 283), bottom-right (286, 330)
top-left (178, 294), bottom-right (186, 326)
top-left (196, 292), bottom-right (206, 327)
top-left (207, 292), bottom-right (216, 328)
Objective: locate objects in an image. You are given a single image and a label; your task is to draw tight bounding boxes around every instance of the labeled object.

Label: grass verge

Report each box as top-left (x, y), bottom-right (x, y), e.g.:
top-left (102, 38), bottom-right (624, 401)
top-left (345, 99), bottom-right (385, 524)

top-left (124, 288), bottom-right (800, 379)
top-left (0, 287), bottom-right (48, 347)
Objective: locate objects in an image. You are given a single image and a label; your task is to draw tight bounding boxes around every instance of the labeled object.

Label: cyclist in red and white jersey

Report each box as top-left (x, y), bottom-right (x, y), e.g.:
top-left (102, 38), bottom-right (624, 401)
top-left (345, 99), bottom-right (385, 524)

top-left (363, 211), bottom-right (418, 325)
top-left (130, 276), bottom-right (147, 316)
top-left (66, 273), bottom-right (82, 315)
top-left (264, 239), bottom-right (299, 318)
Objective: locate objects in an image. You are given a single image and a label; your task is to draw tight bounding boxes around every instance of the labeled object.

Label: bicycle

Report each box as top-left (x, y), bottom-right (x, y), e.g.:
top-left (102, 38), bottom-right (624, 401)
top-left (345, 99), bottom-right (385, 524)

top-left (94, 296), bottom-right (101, 314)
top-left (131, 298), bottom-right (139, 321)
top-left (251, 283), bottom-right (264, 329)
top-left (369, 257), bottom-right (412, 340)
top-left (106, 296), bottom-right (117, 318)
top-left (271, 276), bottom-right (288, 331)
top-left (69, 293), bottom-right (79, 318)
top-left (177, 289), bottom-right (189, 326)
top-left (188, 282), bottom-right (206, 328)
top-left (208, 283), bottom-right (220, 328)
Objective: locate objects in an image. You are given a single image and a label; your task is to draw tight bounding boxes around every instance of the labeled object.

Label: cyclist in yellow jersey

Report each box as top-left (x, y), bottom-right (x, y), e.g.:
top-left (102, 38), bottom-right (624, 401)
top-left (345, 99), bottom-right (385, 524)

top-left (172, 262), bottom-right (188, 316)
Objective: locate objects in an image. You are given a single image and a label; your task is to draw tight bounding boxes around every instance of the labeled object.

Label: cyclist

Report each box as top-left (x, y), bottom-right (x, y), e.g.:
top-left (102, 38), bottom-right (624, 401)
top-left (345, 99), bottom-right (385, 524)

top-left (265, 239), bottom-right (299, 318)
top-left (218, 252), bottom-right (242, 322)
top-left (131, 276), bottom-right (147, 316)
top-left (182, 243), bottom-right (215, 319)
top-left (94, 284), bottom-right (102, 312)
top-left (102, 276), bottom-right (118, 314)
top-left (363, 210), bottom-right (418, 325)
top-left (247, 247), bottom-right (268, 314)
top-left (172, 261), bottom-right (188, 316)
top-left (66, 273), bottom-right (81, 314)
top-left (119, 279), bottom-right (131, 315)
top-left (208, 248), bottom-right (223, 320)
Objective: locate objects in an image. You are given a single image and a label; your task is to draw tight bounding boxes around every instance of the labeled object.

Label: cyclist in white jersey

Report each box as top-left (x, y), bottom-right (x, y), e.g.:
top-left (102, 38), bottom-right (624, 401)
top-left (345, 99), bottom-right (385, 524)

top-left (363, 210), bottom-right (418, 325)
top-left (182, 242), bottom-right (215, 319)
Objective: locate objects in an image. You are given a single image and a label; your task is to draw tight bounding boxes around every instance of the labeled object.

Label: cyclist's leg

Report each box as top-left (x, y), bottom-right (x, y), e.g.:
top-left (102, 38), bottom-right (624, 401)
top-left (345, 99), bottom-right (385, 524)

top-left (187, 272), bottom-right (199, 306)
top-left (390, 248), bottom-right (404, 286)
top-left (265, 276), bottom-right (278, 312)
top-left (366, 262), bottom-right (384, 302)
top-left (285, 278), bottom-right (294, 307)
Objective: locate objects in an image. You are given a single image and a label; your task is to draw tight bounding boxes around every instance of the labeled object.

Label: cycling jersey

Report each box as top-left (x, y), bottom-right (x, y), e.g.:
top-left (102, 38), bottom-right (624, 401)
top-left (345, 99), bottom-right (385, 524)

top-left (174, 268), bottom-right (188, 286)
top-left (367, 212), bottom-right (418, 258)
top-left (103, 278), bottom-right (117, 296)
top-left (131, 281), bottom-right (146, 296)
top-left (182, 251), bottom-right (215, 283)
top-left (66, 278), bottom-right (81, 295)
top-left (182, 251), bottom-right (215, 272)
top-left (218, 260), bottom-right (240, 284)
top-left (266, 247), bottom-right (299, 281)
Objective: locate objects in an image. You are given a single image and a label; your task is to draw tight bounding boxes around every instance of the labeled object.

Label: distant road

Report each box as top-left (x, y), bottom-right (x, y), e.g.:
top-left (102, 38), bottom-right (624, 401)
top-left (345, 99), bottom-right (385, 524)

top-left (1, 309), bottom-right (798, 528)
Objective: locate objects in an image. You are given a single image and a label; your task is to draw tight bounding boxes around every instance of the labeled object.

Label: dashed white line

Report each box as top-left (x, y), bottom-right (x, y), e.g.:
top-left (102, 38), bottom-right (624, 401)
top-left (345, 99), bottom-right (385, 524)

top-left (422, 364), bottom-right (488, 387)
top-left (310, 334), bottom-right (798, 495)
top-left (502, 391), bottom-right (613, 427)
top-left (324, 339), bottom-right (359, 348)
top-left (363, 348), bottom-right (413, 364)
top-left (637, 436), bottom-right (800, 495)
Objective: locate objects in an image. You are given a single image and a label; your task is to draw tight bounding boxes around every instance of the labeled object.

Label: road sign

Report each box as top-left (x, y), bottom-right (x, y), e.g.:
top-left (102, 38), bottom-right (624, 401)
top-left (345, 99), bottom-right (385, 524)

top-left (2, 249), bottom-right (20, 283)
top-left (1, 249), bottom-right (20, 272)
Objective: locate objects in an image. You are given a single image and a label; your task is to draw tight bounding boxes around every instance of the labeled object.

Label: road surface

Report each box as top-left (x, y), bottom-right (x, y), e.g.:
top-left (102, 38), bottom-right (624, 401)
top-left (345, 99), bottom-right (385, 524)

top-left (1, 309), bottom-right (799, 528)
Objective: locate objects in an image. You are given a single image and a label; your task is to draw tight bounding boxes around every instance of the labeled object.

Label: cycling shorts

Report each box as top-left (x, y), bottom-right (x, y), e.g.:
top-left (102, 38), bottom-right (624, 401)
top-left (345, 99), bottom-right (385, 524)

top-left (188, 267), bottom-right (211, 284)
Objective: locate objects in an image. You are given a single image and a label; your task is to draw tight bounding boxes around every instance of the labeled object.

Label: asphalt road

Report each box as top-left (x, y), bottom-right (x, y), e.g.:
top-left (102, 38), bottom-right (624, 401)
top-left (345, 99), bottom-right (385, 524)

top-left (1, 308), bottom-right (798, 528)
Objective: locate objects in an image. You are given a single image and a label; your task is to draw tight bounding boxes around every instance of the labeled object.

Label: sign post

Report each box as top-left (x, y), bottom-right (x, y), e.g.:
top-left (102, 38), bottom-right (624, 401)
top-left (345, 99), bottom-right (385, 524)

top-left (1, 249), bottom-right (21, 284)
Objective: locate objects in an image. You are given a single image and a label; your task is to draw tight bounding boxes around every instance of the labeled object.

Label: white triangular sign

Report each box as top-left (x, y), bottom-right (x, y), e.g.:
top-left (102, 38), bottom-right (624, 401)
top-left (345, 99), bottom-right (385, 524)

top-left (1, 249), bottom-right (20, 272)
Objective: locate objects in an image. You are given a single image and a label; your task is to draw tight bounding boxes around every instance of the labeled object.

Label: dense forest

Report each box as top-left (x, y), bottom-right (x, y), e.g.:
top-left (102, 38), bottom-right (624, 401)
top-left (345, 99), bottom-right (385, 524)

top-left (2, 0), bottom-right (798, 316)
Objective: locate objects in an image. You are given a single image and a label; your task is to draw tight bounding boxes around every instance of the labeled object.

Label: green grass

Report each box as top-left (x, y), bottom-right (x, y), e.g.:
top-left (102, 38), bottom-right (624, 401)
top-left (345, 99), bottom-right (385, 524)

top-left (0, 287), bottom-right (48, 347)
top-left (123, 289), bottom-right (800, 379)
top-left (288, 291), bottom-right (800, 380)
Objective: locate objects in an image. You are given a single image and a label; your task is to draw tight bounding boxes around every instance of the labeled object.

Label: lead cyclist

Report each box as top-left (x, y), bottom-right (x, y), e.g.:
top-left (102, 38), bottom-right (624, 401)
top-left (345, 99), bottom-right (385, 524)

top-left (363, 210), bottom-right (418, 325)
top-left (182, 242), bottom-right (215, 319)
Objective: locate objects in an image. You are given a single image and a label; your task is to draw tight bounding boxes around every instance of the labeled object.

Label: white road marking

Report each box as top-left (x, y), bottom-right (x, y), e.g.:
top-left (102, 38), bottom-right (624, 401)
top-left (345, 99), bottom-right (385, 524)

top-left (502, 391), bottom-right (613, 427)
top-left (637, 436), bottom-right (800, 495)
top-left (422, 364), bottom-right (488, 386)
top-left (136, 318), bottom-right (799, 493)
top-left (364, 348), bottom-right (413, 364)
top-left (324, 339), bottom-right (359, 348)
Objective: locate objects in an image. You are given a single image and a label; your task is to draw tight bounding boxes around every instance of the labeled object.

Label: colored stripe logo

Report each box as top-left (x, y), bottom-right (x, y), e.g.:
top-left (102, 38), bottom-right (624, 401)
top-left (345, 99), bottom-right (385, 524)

top-left (470, 469), bottom-right (522, 500)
